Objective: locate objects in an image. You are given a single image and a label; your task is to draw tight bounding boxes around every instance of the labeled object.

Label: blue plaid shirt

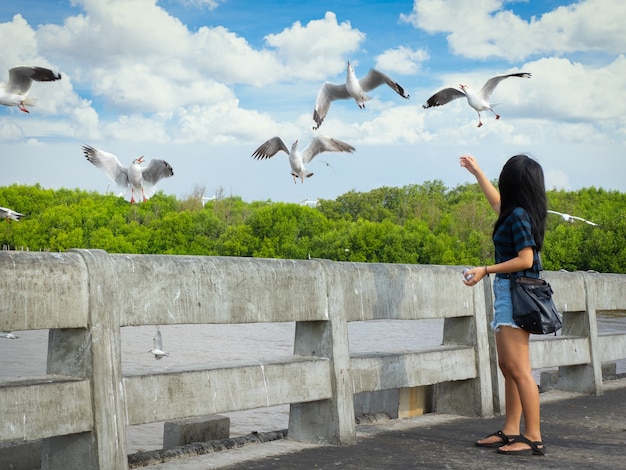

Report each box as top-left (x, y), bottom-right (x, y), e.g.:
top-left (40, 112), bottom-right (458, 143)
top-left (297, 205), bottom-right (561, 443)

top-left (493, 207), bottom-right (541, 278)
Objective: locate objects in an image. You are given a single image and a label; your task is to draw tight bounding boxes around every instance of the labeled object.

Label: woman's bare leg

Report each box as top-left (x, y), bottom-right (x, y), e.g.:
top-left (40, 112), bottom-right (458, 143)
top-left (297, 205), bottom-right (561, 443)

top-left (496, 326), bottom-right (542, 450)
top-left (475, 328), bottom-right (523, 445)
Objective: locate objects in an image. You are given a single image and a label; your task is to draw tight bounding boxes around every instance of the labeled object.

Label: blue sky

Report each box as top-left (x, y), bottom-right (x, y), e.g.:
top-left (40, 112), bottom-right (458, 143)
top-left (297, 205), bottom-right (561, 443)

top-left (1, 0), bottom-right (625, 204)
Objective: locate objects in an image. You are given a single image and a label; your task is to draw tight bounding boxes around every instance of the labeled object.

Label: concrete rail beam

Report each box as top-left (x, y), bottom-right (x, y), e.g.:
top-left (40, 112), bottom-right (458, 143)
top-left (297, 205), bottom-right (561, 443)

top-left (123, 358), bottom-right (332, 425)
top-left (1, 251), bottom-right (625, 470)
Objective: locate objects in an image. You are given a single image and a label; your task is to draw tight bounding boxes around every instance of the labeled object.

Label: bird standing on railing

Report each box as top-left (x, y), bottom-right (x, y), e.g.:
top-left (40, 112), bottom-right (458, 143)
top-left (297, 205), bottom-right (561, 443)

top-left (147, 327), bottom-right (169, 360)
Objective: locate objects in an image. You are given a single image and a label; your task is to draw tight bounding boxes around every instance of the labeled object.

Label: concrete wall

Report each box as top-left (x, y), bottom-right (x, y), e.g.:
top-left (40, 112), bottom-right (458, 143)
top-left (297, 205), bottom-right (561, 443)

top-left (1, 250), bottom-right (625, 469)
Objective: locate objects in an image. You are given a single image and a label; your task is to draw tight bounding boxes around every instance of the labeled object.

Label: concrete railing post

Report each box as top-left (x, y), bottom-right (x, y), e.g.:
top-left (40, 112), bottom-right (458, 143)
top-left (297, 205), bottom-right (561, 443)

top-left (557, 273), bottom-right (603, 395)
top-left (288, 260), bottom-right (356, 445)
top-left (435, 277), bottom-right (495, 417)
top-left (40, 250), bottom-right (129, 470)
top-left (41, 328), bottom-right (96, 469)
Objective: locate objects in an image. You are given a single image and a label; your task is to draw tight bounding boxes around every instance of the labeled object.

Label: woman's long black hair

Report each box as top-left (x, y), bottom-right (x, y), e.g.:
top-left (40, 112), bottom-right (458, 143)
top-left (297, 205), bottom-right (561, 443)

top-left (494, 154), bottom-right (547, 251)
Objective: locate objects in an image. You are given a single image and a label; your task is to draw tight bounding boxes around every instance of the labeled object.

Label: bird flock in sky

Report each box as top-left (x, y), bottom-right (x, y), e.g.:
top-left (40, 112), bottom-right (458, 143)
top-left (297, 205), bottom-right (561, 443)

top-left (0, 63), bottom-right (601, 348)
top-left (250, 63), bottom-right (533, 190)
top-left (1, 61), bottom-right (540, 210)
top-left (2, 62), bottom-right (602, 218)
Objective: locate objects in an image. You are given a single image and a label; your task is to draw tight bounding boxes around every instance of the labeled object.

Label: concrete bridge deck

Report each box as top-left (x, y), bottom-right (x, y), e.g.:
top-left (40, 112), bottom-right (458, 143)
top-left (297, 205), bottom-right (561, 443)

top-left (144, 378), bottom-right (626, 470)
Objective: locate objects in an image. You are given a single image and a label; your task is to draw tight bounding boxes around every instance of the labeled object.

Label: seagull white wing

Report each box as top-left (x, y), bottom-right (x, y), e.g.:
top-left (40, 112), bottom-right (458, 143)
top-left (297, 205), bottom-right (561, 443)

top-left (83, 145), bottom-right (130, 187)
top-left (141, 159), bottom-right (174, 184)
top-left (301, 136), bottom-right (355, 164)
top-left (0, 207), bottom-right (25, 220)
top-left (313, 82), bottom-right (351, 130)
top-left (569, 215), bottom-right (599, 226)
top-left (479, 73), bottom-right (531, 100)
top-left (422, 87), bottom-right (466, 108)
top-left (154, 329), bottom-right (164, 350)
top-left (251, 136), bottom-right (290, 160)
top-left (547, 210), bottom-right (572, 222)
top-left (359, 69), bottom-right (410, 99)
top-left (6, 66), bottom-right (61, 94)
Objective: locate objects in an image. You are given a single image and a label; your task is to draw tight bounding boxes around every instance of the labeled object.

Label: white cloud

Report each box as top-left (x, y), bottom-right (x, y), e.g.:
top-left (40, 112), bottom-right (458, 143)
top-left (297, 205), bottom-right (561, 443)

top-left (0, 119), bottom-right (24, 141)
top-left (175, 101), bottom-right (282, 144)
top-left (351, 106), bottom-right (432, 144)
top-left (179, 0), bottom-right (225, 10)
top-left (0, 14), bottom-right (39, 69)
top-left (104, 114), bottom-right (171, 143)
top-left (39, 0), bottom-right (192, 67)
top-left (521, 56), bottom-right (626, 124)
top-left (89, 62), bottom-right (237, 112)
top-left (67, 105), bottom-right (101, 140)
top-left (400, 0), bottom-right (626, 61)
top-left (375, 46), bottom-right (430, 75)
top-left (192, 26), bottom-right (283, 86)
top-left (265, 12), bottom-right (365, 80)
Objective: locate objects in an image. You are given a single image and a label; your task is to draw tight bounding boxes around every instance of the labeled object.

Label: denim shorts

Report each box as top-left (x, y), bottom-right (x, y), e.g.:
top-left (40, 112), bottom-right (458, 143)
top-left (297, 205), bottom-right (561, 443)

top-left (492, 277), bottom-right (521, 331)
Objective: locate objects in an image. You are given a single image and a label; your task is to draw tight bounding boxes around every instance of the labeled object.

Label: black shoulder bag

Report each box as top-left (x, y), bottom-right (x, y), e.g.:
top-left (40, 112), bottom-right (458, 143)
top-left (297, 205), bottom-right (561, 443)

top-left (510, 257), bottom-right (563, 335)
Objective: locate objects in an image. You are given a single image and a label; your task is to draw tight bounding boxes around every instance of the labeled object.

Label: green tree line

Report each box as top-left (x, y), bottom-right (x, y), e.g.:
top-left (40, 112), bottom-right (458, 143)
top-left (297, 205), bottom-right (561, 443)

top-left (1, 182), bottom-right (625, 273)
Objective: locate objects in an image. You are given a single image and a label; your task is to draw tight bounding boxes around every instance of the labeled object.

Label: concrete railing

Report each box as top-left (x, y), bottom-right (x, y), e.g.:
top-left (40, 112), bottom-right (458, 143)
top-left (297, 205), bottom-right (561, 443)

top-left (1, 250), bottom-right (625, 469)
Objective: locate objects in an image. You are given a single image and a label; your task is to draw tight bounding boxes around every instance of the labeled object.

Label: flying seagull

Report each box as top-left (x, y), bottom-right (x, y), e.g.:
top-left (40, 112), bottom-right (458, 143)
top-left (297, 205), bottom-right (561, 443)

top-left (83, 144), bottom-right (174, 203)
top-left (147, 327), bottom-right (169, 360)
top-left (300, 198), bottom-right (319, 207)
top-left (0, 331), bottom-right (19, 339)
top-left (0, 206), bottom-right (25, 221)
top-left (318, 160), bottom-right (336, 173)
top-left (0, 65), bottom-right (62, 113)
top-left (251, 135), bottom-right (355, 183)
top-left (548, 210), bottom-right (599, 226)
top-left (313, 62), bottom-right (410, 130)
top-left (423, 72), bottom-right (531, 127)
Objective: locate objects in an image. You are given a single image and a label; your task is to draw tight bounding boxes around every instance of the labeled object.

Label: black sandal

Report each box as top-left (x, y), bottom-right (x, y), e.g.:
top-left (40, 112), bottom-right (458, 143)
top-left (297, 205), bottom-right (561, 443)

top-left (497, 435), bottom-right (545, 455)
top-left (475, 430), bottom-right (512, 448)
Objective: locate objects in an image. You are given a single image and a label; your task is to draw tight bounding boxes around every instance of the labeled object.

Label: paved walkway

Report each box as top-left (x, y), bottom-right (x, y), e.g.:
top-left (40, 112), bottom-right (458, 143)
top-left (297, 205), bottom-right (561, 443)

top-left (144, 378), bottom-right (626, 470)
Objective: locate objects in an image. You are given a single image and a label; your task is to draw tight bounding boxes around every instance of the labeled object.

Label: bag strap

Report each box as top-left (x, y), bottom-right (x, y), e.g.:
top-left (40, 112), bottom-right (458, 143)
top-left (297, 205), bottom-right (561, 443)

top-left (536, 251), bottom-right (545, 279)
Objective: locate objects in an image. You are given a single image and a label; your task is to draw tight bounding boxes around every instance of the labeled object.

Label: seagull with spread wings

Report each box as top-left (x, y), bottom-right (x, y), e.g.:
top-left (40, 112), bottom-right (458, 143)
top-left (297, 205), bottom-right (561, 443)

top-left (0, 65), bottom-right (62, 113)
top-left (147, 327), bottom-right (169, 360)
top-left (548, 210), bottom-right (599, 227)
top-left (423, 72), bottom-right (531, 127)
top-left (0, 331), bottom-right (19, 340)
top-left (252, 136), bottom-right (355, 183)
top-left (313, 62), bottom-right (410, 130)
top-left (0, 206), bottom-right (25, 222)
top-left (83, 144), bottom-right (174, 203)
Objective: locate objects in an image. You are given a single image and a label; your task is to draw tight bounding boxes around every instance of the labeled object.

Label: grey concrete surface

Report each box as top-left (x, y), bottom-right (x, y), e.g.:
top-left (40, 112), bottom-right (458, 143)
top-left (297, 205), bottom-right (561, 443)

top-left (141, 378), bottom-right (626, 470)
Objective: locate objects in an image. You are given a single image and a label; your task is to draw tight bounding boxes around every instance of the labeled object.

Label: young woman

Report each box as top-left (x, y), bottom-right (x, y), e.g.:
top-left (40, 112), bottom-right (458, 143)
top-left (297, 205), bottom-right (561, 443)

top-left (460, 154), bottom-right (547, 456)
